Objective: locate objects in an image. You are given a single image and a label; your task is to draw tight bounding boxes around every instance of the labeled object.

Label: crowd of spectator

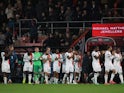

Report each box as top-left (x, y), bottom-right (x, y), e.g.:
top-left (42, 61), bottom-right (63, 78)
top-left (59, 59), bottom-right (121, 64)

top-left (0, 0), bottom-right (124, 48)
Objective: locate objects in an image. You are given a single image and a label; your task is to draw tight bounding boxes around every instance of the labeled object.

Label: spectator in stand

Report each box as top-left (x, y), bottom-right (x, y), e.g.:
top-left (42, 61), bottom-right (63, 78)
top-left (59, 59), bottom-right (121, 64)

top-left (5, 27), bottom-right (13, 46)
top-left (0, 31), bottom-right (5, 46)
top-left (105, 10), bottom-right (113, 23)
top-left (64, 32), bottom-right (72, 48)
top-left (29, 19), bottom-right (38, 43)
top-left (81, 9), bottom-right (89, 21)
top-left (5, 4), bottom-right (15, 19)
top-left (7, 18), bottom-right (14, 30)
top-left (43, 34), bottom-right (54, 49)
top-left (59, 5), bottom-right (65, 21)
top-left (102, 4), bottom-right (110, 17)
top-left (64, 6), bottom-right (73, 21)
top-left (90, 0), bottom-right (101, 20)
top-left (73, 6), bottom-right (82, 21)
top-left (14, 0), bottom-right (23, 18)
top-left (53, 32), bottom-right (60, 49)
top-left (38, 12), bottom-right (47, 22)
top-left (36, 0), bottom-right (48, 21)
top-left (113, 10), bottom-right (121, 22)
top-left (48, 6), bottom-right (57, 21)
top-left (24, 1), bottom-right (35, 19)
top-left (54, 1), bottom-right (62, 21)
top-left (58, 33), bottom-right (65, 51)
top-left (0, 10), bottom-right (7, 27)
top-left (1, 23), bottom-right (7, 34)
top-left (81, 0), bottom-right (90, 12)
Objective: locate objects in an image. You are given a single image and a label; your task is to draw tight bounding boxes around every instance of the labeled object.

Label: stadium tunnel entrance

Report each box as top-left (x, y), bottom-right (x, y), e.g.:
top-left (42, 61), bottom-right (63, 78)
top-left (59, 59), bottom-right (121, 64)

top-left (85, 36), bottom-right (116, 52)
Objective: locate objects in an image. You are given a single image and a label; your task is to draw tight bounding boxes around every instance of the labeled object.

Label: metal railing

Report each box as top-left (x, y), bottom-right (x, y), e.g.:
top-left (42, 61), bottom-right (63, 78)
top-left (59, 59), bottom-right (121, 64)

top-left (18, 20), bottom-right (101, 38)
top-left (17, 17), bottom-right (124, 38)
top-left (101, 17), bottom-right (124, 23)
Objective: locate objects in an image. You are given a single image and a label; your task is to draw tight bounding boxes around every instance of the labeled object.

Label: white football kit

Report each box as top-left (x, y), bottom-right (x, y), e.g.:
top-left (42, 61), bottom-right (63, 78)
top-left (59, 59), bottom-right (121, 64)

top-left (113, 53), bottom-right (123, 73)
top-left (1, 52), bottom-right (10, 73)
top-left (65, 52), bottom-right (74, 73)
top-left (92, 51), bottom-right (101, 72)
top-left (23, 53), bottom-right (33, 72)
top-left (104, 51), bottom-right (115, 72)
top-left (42, 54), bottom-right (52, 73)
top-left (53, 53), bottom-right (62, 73)
top-left (74, 54), bottom-right (82, 73)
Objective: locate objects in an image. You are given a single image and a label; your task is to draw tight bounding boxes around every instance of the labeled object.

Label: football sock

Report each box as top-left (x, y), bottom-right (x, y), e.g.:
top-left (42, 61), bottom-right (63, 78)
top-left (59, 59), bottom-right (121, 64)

top-left (119, 74), bottom-right (124, 84)
top-left (104, 74), bottom-right (108, 83)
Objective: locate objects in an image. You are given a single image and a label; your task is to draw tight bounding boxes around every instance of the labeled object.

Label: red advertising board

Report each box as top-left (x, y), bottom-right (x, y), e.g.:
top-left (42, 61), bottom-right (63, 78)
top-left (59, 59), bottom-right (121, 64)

top-left (92, 23), bottom-right (124, 37)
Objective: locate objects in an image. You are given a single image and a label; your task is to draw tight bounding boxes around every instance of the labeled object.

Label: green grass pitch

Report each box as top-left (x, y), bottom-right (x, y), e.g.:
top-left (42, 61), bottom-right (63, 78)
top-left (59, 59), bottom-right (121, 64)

top-left (0, 84), bottom-right (124, 93)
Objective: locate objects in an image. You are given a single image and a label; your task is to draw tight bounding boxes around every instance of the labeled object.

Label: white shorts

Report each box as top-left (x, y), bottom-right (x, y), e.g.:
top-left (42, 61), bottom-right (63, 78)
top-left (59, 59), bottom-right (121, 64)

top-left (105, 62), bottom-right (115, 72)
top-left (43, 63), bottom-right (51, 73)
top-left (114, 64), bottom-right (122, 74)
top-left (65, 63), bottom-right (74, 73)
top-left (92, 62), bottom-right (101, 72)
top-left (1, 60), bottom-right (10, 73)
top-left (74, 63), bottom-right (81, 73)
top-left (53, 61), bottom-right (61, 73)
top-left (23, 62), bottom-right (33, 72)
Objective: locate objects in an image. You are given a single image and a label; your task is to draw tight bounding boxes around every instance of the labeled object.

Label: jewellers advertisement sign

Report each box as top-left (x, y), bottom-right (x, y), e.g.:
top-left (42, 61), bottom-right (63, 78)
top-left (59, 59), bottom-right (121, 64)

top-left (92, 23), bottom-right (124, 37)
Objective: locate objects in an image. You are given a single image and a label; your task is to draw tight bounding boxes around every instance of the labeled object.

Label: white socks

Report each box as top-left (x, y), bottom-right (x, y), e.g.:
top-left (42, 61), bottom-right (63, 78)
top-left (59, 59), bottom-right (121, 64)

top-left (78, 73), bottom-right (81, 82)
top-left (119, 74), bottom-right (124, 84)
top-left (62, 74), bottom-right (67, 83)
top-left (67, 77), bottom-right (69, 84)
top-left (69, 73), bottom-right (73, 83)
top-left (28, 74), bottom-right (32, 83)
top-left (23, 73), bottom-right (26, 80)
top-left (3, 77), bottom-right (7, 84)
top-left (104, 74), bottom-right (108, 83)
top-left (54, 77), bottom-right (58, 84)
top-left (45, 75), bottom-right (49, 84)
top-left (94, 73), bottom-right (99, 84)
top-left (110, 73), bottom-right (115, 81)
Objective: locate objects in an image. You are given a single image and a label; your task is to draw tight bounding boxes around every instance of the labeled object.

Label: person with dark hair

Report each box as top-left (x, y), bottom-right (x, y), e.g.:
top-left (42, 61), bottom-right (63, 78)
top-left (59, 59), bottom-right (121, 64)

top-left (5, 27), bottom-right (13, 46)
top-left (62, 48), bottom-right (74, 84)
top-left (29, 20), bottom-right (38, 43)
top-left (91, 46), bottom-right (101, 84)
top-left (32, 47), bottom-right (43, 84)
top-left (53, 49), bottom-right (62, 84)
top-left (8, 45), bottom-right (18, 83)
top-left (82, 51), bottom-right (92, 83)
top-left (42, 47), bottom-right (52, 84)
top-left (22, 48), bottom-right (33, 84)
top-left (113, 48), bottom-right (123, 84)
top-left (104, 46), bottom-right (116, 84)
top-left (73, 50), bottom-right (82, 84)
top-left (1, 45), bottom-right (13, 84)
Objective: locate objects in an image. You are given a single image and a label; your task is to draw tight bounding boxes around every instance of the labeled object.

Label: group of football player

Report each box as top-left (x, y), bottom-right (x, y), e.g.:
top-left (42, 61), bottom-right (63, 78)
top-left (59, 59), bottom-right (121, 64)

top-left (1, 45), bottom-right (123, 85)
top-left (91, 46), bottom-right (123, 85)
top-left (1, 46), bottom-right (82, 84)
